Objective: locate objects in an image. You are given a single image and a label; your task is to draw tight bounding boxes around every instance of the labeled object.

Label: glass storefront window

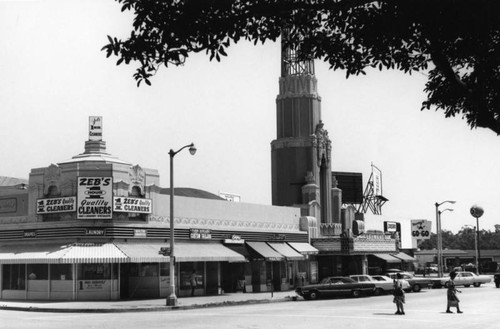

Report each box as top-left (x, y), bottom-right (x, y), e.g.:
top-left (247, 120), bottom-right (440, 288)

top-left (77, 264), bottom-right (111, 280)
top-left (50, 264), bottom-right (73, 280)
top-left (179, 262), bottom-right (204, 289)
top-left (160, 263), bottom-right (169, 276)
top-left (2, 264), bottom-right (26, 290)
top-left (27, 264), bottom-right (48, 280)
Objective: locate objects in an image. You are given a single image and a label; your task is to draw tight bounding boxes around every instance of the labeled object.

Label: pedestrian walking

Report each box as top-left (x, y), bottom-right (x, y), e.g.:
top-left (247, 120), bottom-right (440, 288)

top-left (190, 270), bottom-right (198, 297)
top-left (446, 271), bottom-right (462, 313)
top-left (393, 273), bottom-right (405, 315)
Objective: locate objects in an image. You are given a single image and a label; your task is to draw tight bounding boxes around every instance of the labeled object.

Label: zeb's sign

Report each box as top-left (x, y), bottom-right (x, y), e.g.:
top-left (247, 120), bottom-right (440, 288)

top-left (37, 197), bottom-right (76, 214)
top-left (113, 197), bottom-right (152, 214)
top-left (77, 177), bottom-right (112, 219)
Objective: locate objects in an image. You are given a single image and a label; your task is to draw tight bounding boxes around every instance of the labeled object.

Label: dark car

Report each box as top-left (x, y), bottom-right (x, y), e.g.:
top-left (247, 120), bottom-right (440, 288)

top-left (494, 272), bottom-right (500, 288)
top-left (296, 276), bottom-right (375, 300)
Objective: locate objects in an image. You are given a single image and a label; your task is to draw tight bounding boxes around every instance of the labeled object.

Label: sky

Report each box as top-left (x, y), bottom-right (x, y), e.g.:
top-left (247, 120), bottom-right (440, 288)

top-left (1, 0), bottom-right (500, 248)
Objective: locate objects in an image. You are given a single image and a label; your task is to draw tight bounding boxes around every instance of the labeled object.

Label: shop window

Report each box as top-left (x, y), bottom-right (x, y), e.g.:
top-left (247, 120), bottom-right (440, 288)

top-left (128, 263), bottom-right (158, 277)
top-left (2, 264), bottom-right (26, 290)
top-left (130, 186), bottom-right (143, 197)
top-left (50, 264), bottom-right (73, 280)
top-left (27, 264), bottom-right (48, 280)
top-left (179, 262), bottom-right (204, 290)
top-left (77, 264), bottom-right (111, 280)
top-left (127, 186), bottom-right (147, 221)
top-left (160, 263), bottom-right (169, 276)
top-left (42, 185), bottom-right (63, 222)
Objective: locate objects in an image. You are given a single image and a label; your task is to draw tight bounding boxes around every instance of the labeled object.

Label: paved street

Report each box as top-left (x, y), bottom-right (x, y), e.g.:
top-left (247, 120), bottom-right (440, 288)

top-left (1, 283), bottom-right (498, 329)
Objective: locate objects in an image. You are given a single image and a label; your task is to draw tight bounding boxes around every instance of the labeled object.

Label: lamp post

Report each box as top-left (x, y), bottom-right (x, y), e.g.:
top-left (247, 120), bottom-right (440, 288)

top-left (435, 200), bottom-right (455, 278)
top-left (166, 143), bottom-right (197, 306)
top-left (470, 205), bottom-right (484, 274)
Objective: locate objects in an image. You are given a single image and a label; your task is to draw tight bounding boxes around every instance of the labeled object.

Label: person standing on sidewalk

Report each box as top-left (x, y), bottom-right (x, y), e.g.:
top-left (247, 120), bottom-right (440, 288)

top-left (190, 270), bottom-right (198, 297)
top-left (393, 273), bottom-right (405, 315)
top-left (446, 271), bottom-right (462, 313)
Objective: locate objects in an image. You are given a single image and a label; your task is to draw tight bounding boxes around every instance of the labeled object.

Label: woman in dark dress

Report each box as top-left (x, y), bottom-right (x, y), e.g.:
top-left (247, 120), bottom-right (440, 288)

top-left (446, 271), bottom-right (462, 313)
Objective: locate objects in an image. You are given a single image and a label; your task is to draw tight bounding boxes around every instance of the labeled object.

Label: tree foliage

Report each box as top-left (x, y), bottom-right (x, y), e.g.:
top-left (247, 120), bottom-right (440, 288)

top-left (102, 0), bottom-right (500, 134)
top-left (418, 226), bottom-right (500, 250)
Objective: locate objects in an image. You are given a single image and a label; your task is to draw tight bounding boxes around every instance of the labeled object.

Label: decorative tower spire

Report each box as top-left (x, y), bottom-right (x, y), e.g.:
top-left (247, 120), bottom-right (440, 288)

top-left (271, 29), bottom-right (333, 224)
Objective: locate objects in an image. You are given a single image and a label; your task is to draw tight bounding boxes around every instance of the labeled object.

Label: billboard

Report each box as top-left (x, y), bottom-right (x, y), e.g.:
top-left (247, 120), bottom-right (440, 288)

top-left (77, 177), bottom-right (112, 219)
top-left (411, 219), bottom-right (432, 240)
top-left (331, 172), bottom-right (363, 204)
top-left (113, 197), bottom-right (152, 214)
top-left (37, 196), bottom-right (76, 214)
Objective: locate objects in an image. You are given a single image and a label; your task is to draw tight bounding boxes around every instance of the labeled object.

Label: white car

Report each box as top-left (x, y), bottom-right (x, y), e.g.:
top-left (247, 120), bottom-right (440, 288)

top-left (350, 274), bottom-right (406, 296)
top-left (444, 271), bottom-right (492, 288)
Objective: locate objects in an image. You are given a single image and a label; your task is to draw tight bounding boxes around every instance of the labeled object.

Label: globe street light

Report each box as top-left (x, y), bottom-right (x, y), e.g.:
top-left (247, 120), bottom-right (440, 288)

top-left (435, 200), bottom-right (456, 278)
top-left (166, 143), bottom-right (196, 307)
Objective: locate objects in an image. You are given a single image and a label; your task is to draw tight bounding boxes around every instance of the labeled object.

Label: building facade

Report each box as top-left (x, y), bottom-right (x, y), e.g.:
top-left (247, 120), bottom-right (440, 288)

top-left (0, 118), bottom-right (319, 301)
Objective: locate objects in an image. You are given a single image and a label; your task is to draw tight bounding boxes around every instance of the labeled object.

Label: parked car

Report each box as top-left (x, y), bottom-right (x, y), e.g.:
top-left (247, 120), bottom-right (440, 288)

top-left (350, 274), bottom-right (398, 296)
top-left (434, 271), bottom-right (492, 288)
top-left (494, 272), bottom-right (500, 288)
top-left (372, 274), bottom-right (411, 291)
top-left (296, 276), bottom-right (375, 300)
top-left (386, 272), bottom-right (431, 292)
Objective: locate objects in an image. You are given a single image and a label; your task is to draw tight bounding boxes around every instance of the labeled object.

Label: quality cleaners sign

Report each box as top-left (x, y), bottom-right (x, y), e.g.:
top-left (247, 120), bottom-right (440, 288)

top-left (77, 177), bottom-right (113, 219)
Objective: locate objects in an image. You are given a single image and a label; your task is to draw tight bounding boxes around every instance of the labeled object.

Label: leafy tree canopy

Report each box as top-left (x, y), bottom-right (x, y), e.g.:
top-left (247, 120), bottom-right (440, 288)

top-left (103, 0), bottom-right (500, 135)
top-left (418, 226), bottom-right (500, 250)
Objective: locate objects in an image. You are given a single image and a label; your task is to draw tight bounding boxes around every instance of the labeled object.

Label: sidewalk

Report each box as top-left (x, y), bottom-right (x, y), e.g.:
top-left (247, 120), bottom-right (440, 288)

top-left (0, 291), bottom-right (298, 313)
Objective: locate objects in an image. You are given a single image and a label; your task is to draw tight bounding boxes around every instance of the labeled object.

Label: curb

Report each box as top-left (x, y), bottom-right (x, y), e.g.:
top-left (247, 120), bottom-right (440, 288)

top-left (0, 296), bottom-right (295, 313)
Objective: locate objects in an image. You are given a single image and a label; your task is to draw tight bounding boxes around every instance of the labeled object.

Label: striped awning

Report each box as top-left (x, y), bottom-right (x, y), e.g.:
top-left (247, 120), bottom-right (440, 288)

top-left (371, 253), bottom-right (401, 263)
top-left (114, 242), bottom-right (170, 263)
top-left (59, 243), bottom-right (128, 264)
top-left (392, 252), bottom-right (416, 262)
top-left (246, 242), bottom-right (284, 262)
top-left (174, 243), bottom-right (247, 263)
top-left (268, 243), bottom-right (304, 261)
top-left (0, 244), bottom-right (65, 264)
top-left (287, 242), bottom-right (319, 255)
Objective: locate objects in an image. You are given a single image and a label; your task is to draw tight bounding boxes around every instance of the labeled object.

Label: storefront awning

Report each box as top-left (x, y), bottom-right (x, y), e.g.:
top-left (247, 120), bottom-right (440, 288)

top-left (114, 242), bottom-right (170, 263)
top-left (268, 243), bottom-right (304, 261)
top-left (371, 253), bottom-right (401, 263)
top-left (174, 243), bottom-right (247, 263)
top-left (59, 243), bottom-right (128, 263)
top-left (287, 242), bottom-right (319, 255)
top-left (0, 244), bottom-right (65, 264)
top-left (246, 242), bottom-right (284, 262)
top-left (392, 252), bottom-right (416, 262)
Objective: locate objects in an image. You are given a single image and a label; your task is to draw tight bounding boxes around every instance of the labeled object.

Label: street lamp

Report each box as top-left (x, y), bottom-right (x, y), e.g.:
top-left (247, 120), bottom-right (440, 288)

top-left (435, 200), bottom-right (455, 278)
top-left (166, 143), bottom-right (197, 306)
top-left (470, 205), bottom-right (484, 274)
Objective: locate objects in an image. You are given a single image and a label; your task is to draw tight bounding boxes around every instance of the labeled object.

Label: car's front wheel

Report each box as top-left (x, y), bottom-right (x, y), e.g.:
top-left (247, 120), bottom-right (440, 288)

top-left (373, 288), bottom-right (384, 296)
top-left (473, 282), bottom-right (481, 287)
top-left (308, 290), bottom-right (320, 300)
top-left (351, 289), bottom-right (361, 298)
top-left (412, 284), bottom-right (421, 293)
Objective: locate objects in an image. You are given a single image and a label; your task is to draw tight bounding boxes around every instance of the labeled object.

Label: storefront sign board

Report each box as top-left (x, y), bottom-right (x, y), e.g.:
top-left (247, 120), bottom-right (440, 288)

top-left (77, 177), bottom-right (112, 219)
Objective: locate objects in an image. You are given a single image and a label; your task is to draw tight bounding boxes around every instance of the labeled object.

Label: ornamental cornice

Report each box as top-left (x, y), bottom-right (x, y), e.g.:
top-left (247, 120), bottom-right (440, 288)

top-left (149, 216), bottom-right (300, 232)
